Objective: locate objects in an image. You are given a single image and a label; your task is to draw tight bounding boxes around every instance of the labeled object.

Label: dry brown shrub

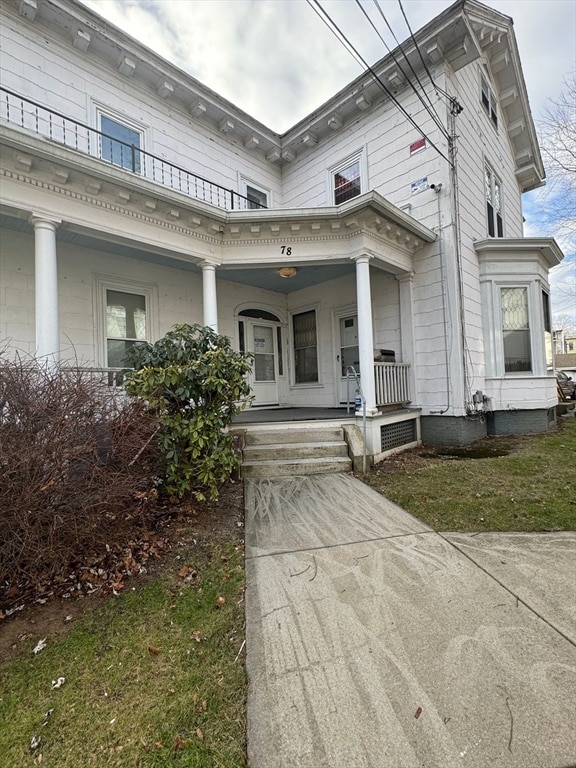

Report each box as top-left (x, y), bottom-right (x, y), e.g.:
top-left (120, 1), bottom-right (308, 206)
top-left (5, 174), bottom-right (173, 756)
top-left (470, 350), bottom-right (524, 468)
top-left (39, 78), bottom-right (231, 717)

top-left (0, 359), bottom-right (161, 592)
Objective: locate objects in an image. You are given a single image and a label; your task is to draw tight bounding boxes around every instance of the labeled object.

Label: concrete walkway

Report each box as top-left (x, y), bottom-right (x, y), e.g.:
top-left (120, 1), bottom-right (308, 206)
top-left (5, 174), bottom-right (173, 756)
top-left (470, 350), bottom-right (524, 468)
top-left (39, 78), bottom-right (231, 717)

top-left (245, 474), bottom-right (576, 768)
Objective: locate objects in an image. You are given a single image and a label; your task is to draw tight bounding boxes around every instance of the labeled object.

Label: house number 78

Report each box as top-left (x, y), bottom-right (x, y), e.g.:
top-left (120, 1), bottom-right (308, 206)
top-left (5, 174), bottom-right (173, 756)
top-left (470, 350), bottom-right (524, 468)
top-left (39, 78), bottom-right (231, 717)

top-left (280, 246), bottom-right (292, 256)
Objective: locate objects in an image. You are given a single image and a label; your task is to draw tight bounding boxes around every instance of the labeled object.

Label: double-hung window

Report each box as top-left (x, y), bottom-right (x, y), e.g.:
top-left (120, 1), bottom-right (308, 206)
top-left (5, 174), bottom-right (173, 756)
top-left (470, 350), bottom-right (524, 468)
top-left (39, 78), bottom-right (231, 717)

top-left (106, 290), bottom-right (147, 368)
top-left (99, 113), bottom-right (143, 173)
top-left (330, 152), bottom-right (364, 205)
top-left (480, 73), bottom-right (498, 129)
top-left (293, 310), bottom-right (318, 383)
top-left (485, 164), bottom-right (503, 237)
top-left (501, 287), bottom-right (531, 372)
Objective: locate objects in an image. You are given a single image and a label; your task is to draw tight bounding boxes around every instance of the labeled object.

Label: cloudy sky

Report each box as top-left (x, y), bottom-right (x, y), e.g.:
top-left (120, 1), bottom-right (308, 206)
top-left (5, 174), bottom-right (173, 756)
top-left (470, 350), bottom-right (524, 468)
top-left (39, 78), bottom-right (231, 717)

top-left (80, 0), bottom-right (575, 320)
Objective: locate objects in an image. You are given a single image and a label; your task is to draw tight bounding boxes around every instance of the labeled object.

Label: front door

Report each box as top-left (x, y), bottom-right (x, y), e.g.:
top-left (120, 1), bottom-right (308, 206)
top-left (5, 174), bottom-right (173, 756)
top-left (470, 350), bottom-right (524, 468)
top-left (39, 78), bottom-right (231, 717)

top-left (338, 314), bottom-right (360, 404)
top-left (248, 322), bottom-right (279, 405)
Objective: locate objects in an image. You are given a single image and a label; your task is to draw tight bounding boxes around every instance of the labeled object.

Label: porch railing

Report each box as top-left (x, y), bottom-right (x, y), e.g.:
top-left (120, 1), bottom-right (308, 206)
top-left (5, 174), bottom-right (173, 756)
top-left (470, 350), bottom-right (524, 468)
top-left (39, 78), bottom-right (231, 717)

top-left (0, 87), bottom-right (266, 212)
top-left (374, 362), bottom-right (411, 406)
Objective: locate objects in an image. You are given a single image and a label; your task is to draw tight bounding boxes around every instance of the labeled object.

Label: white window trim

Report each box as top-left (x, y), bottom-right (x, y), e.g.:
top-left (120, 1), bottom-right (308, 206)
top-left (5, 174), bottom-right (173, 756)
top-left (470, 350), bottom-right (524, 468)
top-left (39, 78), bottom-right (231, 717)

top-left (488, 280), bottom-right (553, 378)
top-left (484, 160), bottom-right (504, 238)
top-left (289, 305), bottom-right (322, 388)
top-left (480, 69), bottom-right (498, 130)
top-left (238, 175), bottom-right (272, 208)
top-left (327, 148), bottom-right (367, 206)
top-left (91, 100), bottom-right (149, 171)
top-left (94, 275), bottom-right (158, 368)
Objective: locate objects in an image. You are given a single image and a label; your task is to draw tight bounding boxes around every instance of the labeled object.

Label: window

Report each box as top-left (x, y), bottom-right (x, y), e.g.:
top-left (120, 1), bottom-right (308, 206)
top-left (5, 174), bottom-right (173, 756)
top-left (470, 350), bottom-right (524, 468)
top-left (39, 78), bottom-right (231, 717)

top-left (293, 310), bottom-right (318, 383)
top-left (333, 160), bottom-right (361, 204)
top-left (246, 185), bottom-right (268, 209)
top-left (106, 290), bottom-right (147, 367)
top-left (99, 114), bottom-right (142, 173)
top-left (485, 165), bottom-right (503, 237)
top-left (542, 291), bottom-right (553, 368)
top-left (501, 287), bottom-right (531, 372)
top-left (480, 73), bottom-right (498, 128)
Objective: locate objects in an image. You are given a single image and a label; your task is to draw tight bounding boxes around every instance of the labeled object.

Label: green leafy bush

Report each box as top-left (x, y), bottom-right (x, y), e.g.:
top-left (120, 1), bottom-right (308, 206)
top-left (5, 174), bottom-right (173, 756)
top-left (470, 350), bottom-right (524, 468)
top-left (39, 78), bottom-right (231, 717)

top-left (124, 323), bottom-right (252, 500)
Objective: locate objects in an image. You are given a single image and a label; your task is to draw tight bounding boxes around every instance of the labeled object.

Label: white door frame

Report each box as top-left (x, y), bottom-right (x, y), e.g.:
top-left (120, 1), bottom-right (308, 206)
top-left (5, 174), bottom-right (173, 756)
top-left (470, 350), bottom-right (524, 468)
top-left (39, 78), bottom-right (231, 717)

top-left (332, 306), bottom-right (360, 405)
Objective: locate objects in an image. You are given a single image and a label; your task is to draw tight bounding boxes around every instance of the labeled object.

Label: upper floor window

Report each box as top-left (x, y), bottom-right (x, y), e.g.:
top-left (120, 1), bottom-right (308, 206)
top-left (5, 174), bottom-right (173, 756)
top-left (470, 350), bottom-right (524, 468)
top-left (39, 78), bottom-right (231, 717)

top-left (246, 185), bottom-right (268, 209)
top-left (239, 177), bottom-right (269, 209)
top-left (333, 159), bottom-right (361, 205)
top-left (99, 113), bottom-right (143, 174)
top-left (485, 164), bottom-right (503, 237)
top-left (329, 150), bottom-right (365, 205)
top-left (480, 73), bottom-right (498, 129)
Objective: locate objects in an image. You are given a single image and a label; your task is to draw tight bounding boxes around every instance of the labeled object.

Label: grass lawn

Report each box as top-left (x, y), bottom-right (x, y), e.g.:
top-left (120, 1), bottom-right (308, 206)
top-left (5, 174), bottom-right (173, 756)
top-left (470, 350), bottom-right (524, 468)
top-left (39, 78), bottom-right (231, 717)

top-left (0, 512), bottom-right (247, 768)
top-left (364, 418), bottom-right (576, 532)
top-left (2, 420), bottom-right (575, 767)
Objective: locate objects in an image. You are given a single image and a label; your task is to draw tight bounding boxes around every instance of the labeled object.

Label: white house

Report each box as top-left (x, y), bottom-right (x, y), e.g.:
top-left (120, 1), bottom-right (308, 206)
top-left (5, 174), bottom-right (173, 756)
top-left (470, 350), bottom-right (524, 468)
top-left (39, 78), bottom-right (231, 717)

top-left (0, 0), bottom-right (563, 458)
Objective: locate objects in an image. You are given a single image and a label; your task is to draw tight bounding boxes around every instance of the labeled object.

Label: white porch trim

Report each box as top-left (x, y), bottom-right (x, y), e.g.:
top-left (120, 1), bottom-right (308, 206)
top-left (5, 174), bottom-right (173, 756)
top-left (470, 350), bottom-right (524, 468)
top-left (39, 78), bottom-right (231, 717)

top-left (201, 261), bottom-right (218, 331)
top-left (352, 254), bottom-right (377, 413)
top-left (30, 214), bottom-right (61, 367)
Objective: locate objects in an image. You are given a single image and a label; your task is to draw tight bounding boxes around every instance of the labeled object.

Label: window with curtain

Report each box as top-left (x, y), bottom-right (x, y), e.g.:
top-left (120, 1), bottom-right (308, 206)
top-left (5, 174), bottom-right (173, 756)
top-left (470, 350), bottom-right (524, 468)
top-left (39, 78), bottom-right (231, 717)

top-left (293, 310), bottom-right (318, 383)
top-left (333, 160), bottom-right (361, 205)
top-left (106, 290), bottom-right (146, 368)
top-left (501, 287), bottom-right (531, 372)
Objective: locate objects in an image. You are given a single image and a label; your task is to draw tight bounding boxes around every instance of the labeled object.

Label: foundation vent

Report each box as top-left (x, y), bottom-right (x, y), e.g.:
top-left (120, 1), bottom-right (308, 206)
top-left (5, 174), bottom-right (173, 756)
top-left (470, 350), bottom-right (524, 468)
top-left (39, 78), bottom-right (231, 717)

top-left (381, 419), bottom-right (416, 452)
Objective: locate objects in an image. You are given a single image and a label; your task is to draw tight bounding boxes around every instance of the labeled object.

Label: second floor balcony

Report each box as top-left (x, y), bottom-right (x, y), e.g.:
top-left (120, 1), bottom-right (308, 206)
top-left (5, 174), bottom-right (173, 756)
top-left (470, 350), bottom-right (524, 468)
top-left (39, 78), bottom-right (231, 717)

top-left (0, 88), bottom-right (267, 213)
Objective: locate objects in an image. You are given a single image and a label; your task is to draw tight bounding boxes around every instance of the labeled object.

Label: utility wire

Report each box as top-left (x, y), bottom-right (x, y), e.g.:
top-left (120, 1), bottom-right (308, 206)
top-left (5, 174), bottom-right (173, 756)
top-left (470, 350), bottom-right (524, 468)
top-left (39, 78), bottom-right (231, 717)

top-left (369, 0), bottom-right (446, 131)
top-left (397, 0), bottom-right (457, 104)
top-left (306, 0), bottom-right (453, 167)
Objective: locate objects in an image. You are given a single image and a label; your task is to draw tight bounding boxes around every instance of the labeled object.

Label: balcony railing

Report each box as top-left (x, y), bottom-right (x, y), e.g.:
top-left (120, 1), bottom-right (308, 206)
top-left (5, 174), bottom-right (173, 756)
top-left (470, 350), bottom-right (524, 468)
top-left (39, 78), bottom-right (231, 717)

top-left (374, 362), bottom-right (411, 406)
top-left (0, 88), bottom-right (266, 212)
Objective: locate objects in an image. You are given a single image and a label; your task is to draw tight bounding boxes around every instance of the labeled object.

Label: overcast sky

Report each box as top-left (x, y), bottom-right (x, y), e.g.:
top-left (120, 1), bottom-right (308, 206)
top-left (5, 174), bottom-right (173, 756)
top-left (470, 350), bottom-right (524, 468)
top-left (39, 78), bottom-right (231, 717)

top-left (80, 0), bottom-right (575, 320)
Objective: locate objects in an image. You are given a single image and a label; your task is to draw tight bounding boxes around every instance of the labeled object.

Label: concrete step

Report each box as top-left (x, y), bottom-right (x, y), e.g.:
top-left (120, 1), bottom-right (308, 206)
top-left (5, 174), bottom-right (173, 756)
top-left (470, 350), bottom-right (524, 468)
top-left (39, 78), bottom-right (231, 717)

top-left (243, 441), bottom-right (349, 462)
top-left (242, 456), bottom-right (352, 478)
top-left (244, 427), bottom-right (344, 446)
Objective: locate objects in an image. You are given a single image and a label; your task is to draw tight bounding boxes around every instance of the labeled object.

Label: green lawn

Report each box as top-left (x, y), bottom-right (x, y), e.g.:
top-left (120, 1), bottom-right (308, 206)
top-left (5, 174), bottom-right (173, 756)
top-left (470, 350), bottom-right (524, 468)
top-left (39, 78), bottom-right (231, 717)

top-left (2, 420), bottom-right (575, 768)
top-left (0, 541), bottom-right (246, 768)
top-left (364, 419), bottom-right (576, 532)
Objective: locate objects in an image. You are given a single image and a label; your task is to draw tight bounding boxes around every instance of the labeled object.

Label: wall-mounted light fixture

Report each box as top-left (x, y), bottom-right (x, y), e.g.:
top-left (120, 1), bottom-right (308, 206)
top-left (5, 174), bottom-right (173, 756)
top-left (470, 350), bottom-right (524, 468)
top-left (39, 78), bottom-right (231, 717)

top-left (278, 267), bottom-right (298, 279)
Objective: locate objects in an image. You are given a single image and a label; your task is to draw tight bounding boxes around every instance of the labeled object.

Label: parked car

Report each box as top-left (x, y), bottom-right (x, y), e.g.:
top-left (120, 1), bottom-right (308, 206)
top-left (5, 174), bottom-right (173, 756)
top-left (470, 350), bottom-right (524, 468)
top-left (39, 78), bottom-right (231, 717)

top-left (556, 371), bottom-right (576, 400)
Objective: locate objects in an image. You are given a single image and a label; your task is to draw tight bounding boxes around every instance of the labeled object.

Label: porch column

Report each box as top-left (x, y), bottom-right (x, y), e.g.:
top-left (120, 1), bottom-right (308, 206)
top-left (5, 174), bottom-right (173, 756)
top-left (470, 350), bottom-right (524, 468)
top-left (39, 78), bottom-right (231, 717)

top-left (397, 271), bottom-right (417, 402)
top-left (30, 214), bottom-right (61, 367)
top-left (353, 254), bottom-right (377, 413)
top-left (201, 261), bottom-right (218, 332)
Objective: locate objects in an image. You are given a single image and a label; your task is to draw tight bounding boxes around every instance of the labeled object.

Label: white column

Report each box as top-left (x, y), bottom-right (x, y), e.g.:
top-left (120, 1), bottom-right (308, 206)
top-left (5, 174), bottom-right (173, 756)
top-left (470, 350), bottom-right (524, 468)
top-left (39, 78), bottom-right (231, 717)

top-left (353, 254), bottom-right (377, 413)
top-left (397, 271), bottom-right (417, 402)
top-left (201, 261), bottom-right (218, 332)
top-left (30, 215), bottom-right (61, 367)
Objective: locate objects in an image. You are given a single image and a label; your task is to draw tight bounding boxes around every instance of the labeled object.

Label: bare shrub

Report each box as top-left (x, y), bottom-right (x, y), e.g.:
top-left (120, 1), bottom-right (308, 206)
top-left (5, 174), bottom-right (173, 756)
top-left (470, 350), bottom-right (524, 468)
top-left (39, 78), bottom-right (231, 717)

top-left (0, 359), bottom-right (160, 593)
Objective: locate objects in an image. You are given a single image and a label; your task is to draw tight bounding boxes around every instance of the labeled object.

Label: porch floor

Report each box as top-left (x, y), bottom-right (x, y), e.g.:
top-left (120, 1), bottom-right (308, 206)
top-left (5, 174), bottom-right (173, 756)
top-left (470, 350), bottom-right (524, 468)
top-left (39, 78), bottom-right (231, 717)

top-left (233, 407), bottom-right (355, 425)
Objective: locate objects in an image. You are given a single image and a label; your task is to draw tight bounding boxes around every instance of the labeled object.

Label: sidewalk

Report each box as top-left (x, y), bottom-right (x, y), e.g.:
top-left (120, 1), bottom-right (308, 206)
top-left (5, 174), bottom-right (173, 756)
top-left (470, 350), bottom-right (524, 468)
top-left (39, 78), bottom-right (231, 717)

top-left (245, 473), bottom-right (576, 768)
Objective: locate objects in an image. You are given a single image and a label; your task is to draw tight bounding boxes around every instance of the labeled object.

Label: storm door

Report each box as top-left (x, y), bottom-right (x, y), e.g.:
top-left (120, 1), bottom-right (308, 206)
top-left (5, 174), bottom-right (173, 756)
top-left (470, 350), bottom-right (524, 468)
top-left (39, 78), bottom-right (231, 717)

top-left (338, 314), bottom-right (360, 404)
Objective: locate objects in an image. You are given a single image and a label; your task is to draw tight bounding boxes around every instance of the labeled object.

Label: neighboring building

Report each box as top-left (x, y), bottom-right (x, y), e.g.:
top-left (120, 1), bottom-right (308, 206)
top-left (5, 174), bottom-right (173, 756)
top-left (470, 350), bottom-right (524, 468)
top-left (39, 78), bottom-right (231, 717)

top-left (0, 0), bottom-right (563, 456)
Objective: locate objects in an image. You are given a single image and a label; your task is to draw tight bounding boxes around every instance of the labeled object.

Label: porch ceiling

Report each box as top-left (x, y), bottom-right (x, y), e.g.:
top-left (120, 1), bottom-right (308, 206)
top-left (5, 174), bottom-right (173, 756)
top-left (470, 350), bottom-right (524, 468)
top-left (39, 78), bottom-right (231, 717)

top-left (0, 213), bottom-right (355, 294)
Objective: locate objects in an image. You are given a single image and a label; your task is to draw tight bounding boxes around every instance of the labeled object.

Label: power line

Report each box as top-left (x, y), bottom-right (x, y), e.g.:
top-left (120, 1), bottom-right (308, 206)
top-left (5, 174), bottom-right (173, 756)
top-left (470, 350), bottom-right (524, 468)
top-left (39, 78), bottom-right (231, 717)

top-left (397, 0), bottom-right (458, 106)
top-left (355, 0), bottom-right (449, 139)
top-left (306, 0), bottom-right (453, 167)
top-left (370, 0), bottom-right (445, 125)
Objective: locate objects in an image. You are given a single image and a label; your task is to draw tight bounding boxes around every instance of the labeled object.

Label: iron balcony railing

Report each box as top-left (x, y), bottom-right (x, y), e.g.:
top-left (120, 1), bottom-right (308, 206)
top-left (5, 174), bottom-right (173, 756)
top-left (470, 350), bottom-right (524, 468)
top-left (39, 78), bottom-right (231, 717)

top-left (0, 87), bottom-right (266, 212)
